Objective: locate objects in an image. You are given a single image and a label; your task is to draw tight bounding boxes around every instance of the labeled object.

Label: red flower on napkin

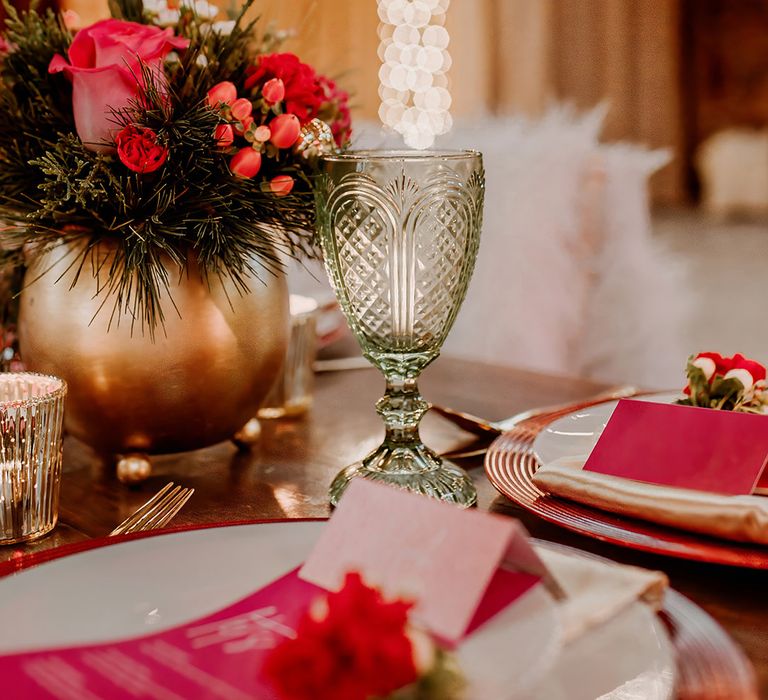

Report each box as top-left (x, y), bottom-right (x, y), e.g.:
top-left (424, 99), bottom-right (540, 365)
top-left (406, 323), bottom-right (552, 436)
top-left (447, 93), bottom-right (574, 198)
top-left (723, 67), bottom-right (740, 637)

top-left (730, 353), bottom-right (767, 384)
top-left (679, 352), bottom-right (768, 413)
top-left (263, 572), bottom-right (419, 700)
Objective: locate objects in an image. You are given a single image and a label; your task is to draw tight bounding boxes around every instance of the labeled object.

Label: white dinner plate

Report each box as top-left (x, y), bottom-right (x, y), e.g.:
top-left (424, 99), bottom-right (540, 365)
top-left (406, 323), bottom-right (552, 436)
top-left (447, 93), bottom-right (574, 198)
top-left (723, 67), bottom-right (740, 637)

top-left (533, 393), bottom-right (678, 467)
top-left (0, 522), bottom-right (674, 700)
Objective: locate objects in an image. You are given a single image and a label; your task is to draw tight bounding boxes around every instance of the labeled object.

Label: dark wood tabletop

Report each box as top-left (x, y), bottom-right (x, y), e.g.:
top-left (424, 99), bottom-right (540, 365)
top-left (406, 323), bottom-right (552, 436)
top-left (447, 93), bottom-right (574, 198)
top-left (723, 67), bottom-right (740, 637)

top-left (2, 356), bottom-right (767, 696)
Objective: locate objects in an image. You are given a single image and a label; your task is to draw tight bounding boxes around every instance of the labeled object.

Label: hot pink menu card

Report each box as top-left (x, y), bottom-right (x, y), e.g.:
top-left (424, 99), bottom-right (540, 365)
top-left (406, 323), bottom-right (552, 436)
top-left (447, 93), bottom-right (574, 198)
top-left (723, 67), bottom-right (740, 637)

top-left (0, 569), bottom-right (321, 700)
top-left (300, 479), bottom-right (553, 644)
top-left (584, 399), bottom-right (768, 495)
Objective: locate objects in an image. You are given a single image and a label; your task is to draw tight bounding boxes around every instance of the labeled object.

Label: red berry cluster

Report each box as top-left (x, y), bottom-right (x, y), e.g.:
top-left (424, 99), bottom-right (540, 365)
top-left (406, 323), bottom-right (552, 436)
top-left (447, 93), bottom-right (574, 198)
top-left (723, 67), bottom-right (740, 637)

top-left (207, 79), bottom-right (298, 195)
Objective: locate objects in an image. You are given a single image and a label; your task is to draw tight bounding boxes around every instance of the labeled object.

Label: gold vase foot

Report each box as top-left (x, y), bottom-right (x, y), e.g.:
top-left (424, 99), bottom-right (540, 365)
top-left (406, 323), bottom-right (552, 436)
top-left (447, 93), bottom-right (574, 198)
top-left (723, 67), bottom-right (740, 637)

top-left (232, 417), bottom-right (262, 451)
top-left (116, 453), bottom-right (153, 484)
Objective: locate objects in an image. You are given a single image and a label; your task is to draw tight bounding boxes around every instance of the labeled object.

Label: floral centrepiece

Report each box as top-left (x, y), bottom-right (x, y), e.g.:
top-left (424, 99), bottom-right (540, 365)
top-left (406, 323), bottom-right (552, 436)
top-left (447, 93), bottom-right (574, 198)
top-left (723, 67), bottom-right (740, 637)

top-left (676, 352), bottom-right (768, 413)
top-left (0, 0), bottom-right (351, 330)
top-left (263, 573), bottom-right (464, 700)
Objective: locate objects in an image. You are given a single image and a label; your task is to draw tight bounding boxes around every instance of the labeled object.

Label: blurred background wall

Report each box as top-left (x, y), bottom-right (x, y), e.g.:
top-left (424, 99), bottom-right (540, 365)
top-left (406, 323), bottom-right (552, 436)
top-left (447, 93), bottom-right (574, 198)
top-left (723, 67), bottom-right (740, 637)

top-left (34, 0), bottom-right (768, 207)
top-left (245, 0), bottom-right (685, 202)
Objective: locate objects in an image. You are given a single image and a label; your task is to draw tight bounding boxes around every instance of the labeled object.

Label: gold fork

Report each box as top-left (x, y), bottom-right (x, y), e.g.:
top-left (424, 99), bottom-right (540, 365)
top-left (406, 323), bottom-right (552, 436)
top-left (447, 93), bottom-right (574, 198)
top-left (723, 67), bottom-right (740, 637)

top-left (432, 385), bottom-right (641, 437)
top-left (109, 482), bottom-right (194, 536)
top-left (438, 386), bottom-right (645, 459)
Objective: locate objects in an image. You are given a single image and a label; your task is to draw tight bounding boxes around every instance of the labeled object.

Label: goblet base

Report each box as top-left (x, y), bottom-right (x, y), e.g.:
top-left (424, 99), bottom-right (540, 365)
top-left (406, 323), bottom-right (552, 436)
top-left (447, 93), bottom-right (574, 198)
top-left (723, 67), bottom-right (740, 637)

top-left (328, 443), bottom-right (477, 508)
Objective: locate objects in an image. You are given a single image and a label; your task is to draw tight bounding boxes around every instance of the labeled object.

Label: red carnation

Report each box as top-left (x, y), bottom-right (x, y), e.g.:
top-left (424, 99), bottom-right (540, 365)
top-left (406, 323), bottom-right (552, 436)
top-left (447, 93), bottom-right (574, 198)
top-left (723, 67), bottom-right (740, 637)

top-left (245, 52), bottom-right (324, 123)
top-left (116, 125), bottom-right (168, 174)
top-left (317, 74), bottom-right (352, 146)
top-left (263, 573), bottom-right (419, 700)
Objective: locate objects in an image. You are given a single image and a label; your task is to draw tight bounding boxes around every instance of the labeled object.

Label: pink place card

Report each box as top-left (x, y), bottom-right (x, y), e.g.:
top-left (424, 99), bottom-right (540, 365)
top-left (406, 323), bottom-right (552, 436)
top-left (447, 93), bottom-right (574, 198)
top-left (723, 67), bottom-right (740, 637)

top-left (299, 479), bottom-right (557, 644)
top-left (584, 399), bottom-right (768, 495)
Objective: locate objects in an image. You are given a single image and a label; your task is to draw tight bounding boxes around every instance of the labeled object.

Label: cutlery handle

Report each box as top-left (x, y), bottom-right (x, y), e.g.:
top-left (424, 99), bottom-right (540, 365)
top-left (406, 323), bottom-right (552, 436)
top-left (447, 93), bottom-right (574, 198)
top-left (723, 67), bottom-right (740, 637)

top-left (429, 404), bottom-right (500, 436)
top-left (501, 385), bottom-right (643, 430)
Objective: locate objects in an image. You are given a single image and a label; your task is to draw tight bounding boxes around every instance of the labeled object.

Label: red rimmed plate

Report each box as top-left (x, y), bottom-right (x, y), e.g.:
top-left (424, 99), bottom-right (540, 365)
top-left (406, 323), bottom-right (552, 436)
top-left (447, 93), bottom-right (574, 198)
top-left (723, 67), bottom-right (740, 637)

top-left (0, 520), bottom-right (755, 699)
top-left (485, 415), bottom-right (768, 569)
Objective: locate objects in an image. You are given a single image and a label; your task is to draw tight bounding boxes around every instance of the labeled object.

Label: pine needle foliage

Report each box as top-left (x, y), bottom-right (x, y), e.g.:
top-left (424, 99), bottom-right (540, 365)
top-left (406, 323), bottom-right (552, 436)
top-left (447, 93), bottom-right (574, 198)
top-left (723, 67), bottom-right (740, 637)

top-left (0, 0), bottom-right (328, 334)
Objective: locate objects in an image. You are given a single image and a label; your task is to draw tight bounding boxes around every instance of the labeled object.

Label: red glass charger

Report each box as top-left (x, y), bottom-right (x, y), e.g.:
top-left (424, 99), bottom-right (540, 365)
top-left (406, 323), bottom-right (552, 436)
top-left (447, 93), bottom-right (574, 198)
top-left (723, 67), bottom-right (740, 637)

top-left (0, 520), bottom-right (758, 699)
top-left (485, 425), bottom-right (768, 569)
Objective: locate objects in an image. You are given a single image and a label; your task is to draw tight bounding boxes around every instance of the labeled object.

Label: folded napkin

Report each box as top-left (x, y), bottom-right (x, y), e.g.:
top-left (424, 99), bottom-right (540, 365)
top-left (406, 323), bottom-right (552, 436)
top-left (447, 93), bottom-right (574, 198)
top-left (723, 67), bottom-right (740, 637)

top-left (533, 542), bottom-right (667, 643)
top-left (459, 543), bottom-right (668, 699)
top-left (534, 456), bottom-right (768, 545)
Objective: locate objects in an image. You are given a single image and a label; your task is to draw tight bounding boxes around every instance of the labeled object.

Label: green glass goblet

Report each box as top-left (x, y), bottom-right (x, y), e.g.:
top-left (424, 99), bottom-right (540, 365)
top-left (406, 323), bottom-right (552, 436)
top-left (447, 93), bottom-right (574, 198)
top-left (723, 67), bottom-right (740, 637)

top-left (316, 150), bottom-right (485, 507)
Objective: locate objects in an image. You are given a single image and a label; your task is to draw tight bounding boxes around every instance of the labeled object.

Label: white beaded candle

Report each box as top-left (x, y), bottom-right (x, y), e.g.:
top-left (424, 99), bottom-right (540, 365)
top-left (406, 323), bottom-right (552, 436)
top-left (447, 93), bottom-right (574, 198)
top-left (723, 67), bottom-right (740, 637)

top-left (377, 0), bottom-right (452, 149)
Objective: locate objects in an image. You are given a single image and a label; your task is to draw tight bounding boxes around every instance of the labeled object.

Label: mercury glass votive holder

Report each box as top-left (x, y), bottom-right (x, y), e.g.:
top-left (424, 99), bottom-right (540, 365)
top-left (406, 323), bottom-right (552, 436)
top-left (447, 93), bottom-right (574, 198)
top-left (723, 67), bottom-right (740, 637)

top-left (0, 373), bottom-right (66, 544)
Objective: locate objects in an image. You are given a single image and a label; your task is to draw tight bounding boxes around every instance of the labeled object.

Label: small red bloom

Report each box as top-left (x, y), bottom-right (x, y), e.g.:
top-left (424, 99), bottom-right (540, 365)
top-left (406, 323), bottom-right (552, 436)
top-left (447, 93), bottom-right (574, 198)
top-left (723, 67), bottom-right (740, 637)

top-left (207, 81), bottom-right (237, 109)
top-left (230, 147), bottom-right (261, 178)
top-left (214, 123), bottom-right (234, 148)
top-left (269, 174), bottom-right (294, 197)
top-left (263, 573), bottom-right (419, 700)
top-left (270, 113), bottom-right (301, 149)
top-left (230, 97), bottom-right (253, 122)
top-left (262, 77), bottom-right (286, 104)
top-left (253, 125), bottom-right (271, 142)
top-left (116, 125), bottom-right (168, 174)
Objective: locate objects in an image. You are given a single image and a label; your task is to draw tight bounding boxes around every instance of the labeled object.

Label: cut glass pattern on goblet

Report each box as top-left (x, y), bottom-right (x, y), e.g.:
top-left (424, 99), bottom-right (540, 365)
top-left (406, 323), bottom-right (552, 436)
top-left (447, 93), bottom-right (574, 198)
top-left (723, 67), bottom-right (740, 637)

top-left (316, 150), bottom-right (484, 507)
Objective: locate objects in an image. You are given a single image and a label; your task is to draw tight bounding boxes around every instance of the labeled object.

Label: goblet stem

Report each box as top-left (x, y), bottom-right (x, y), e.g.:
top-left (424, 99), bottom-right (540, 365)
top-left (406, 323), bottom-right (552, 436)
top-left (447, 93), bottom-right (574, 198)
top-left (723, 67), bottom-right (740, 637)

top-left (328, 368), bottom-right (477, 507)
top-left (375, 375), bottom-right (429, 458)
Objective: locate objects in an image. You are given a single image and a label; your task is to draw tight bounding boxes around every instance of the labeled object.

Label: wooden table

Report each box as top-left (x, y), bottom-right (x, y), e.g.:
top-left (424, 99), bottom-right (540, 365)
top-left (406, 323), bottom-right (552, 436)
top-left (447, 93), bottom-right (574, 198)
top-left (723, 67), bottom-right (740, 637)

top-left (2, 357), bottom-right (767, 695)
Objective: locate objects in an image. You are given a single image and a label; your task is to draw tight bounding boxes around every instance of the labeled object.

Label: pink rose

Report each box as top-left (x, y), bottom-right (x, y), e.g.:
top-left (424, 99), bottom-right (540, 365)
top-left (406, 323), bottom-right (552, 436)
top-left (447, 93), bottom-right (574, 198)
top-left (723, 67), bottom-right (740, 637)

top-left (49, 19), bottom-right (188, 152)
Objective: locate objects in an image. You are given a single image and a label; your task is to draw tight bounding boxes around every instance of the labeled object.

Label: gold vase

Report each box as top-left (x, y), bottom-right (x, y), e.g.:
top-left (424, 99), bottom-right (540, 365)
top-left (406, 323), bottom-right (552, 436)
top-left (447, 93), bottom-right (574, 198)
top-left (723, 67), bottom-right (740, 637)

top-left (17, 241), bottom-right (289, 456)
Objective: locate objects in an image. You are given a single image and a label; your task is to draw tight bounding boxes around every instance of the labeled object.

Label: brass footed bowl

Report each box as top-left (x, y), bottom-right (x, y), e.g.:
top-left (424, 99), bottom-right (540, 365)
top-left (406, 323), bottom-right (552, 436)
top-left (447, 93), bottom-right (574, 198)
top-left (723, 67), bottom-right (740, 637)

top-left (18, 242), bottom-right (289, 456)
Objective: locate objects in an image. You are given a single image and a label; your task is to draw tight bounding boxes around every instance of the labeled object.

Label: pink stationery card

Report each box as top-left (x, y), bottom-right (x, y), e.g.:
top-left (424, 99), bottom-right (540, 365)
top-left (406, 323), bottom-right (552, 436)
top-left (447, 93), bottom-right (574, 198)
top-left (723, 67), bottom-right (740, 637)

top-left (299, 479), bottom-right (554, 643)
top-left (583, 399), bottom-right (768, 495)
